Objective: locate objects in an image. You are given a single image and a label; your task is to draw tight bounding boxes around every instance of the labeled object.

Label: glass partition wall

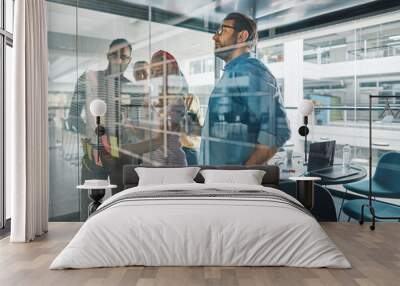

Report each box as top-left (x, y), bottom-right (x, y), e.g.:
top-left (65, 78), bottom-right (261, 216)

top-left (47, 1), bottom-right (400, 221)
top-left (48, 1), bottom-right (222, 221)
top-left (302, 18), bottom-right (400, 168)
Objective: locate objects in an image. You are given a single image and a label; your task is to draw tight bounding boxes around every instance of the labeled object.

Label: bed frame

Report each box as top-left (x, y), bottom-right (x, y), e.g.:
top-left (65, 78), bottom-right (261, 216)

top-left (122, 164), bottom-right (337, 221)
top-left (123, 165), bottom-right (280, 189)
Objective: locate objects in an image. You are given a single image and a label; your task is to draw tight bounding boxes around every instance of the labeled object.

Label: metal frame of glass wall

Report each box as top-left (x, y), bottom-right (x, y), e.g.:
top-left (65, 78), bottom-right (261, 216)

top-left (0, 0), bottom-right (13, 229)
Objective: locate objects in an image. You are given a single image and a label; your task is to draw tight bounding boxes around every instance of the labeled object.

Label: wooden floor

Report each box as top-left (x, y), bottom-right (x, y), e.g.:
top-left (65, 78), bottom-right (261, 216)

top-left (0, 222), bottom-right (399, 286)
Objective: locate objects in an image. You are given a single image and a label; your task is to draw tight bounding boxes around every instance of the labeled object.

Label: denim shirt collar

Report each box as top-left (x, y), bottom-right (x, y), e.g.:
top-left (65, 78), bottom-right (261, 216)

top-left (223, 52), bottom-right (251, 71)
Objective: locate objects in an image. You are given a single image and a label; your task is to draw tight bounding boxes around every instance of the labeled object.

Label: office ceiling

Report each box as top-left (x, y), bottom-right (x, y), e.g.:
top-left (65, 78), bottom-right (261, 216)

top-left (122, 0), bottom-right (379, 29)
top-left (47, 0), bottom-right (393, 85)
top-left (48, 0), bottom-right (389, 35)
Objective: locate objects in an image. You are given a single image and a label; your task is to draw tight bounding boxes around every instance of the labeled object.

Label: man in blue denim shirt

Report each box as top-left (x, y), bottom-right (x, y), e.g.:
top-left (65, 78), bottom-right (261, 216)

top-left (200, 12), bottom-right (291, 165)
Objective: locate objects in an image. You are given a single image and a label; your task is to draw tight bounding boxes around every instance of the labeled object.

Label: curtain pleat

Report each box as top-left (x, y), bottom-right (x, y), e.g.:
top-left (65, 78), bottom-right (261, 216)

top-left (10, 0), bottom-right (49, 242)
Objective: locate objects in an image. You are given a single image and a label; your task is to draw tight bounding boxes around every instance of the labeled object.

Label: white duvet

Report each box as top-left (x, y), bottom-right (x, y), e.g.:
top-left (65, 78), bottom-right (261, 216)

top-left (50, 183), bottom-right (351, 269)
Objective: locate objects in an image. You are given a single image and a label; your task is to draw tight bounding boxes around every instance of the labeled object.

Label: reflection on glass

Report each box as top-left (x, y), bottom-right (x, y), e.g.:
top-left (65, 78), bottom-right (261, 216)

top-left (48, 2), bottom-right (79, 221)
top-left (304, 33), bottom-right (349, 64)
top-left (69, 39), bottom-right (137, 193)
top-left (354, 20), bottom-right (400, 60)
top-left (304, 20), bottom-right (400, 64)
top-left (200, 12), bottom-right (291, 165)
top-left (144, 50), bottom-right (203, 166)
top-left (304, 79), bottom-right (348, 125)
top-left (47, 1), bottom-right (400, 222)
top-left (303, 19), bottom-right (400, 169)
top-left (258, 44), bottom-right (284, 64)
top-left (189, 57), bottom-right (214, 75)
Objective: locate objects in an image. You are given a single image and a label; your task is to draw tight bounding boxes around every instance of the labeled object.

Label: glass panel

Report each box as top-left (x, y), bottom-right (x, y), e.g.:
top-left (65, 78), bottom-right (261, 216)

top-left (304, 32), bottom-right (353, 64)
top-left (45, 1), bottom-right (400, 224)
top-left (354, 20), bottom-right (400, 168)
top-left (5, 0), bottom-right (14, 33)
top-left (300, 18), bottom-right (400, 193)
top-left (145, 7), bottom-right (216, 166)
top-left (73, 4), bottom-right (151, 220)
top-left (145, 6), bottom-right (291, 167)
top-left (48, 2), bottom-right (295, 222)
top-left (258, 44), bottom-right (284, 64)
top-left (256, 43), bottom-right (284, 99)
top-left (47, 2), bottom-right (79, 221)
top-left (303, 29), bottom-right (357, 166)
top-left (355, 20), bottom-right (400, 60)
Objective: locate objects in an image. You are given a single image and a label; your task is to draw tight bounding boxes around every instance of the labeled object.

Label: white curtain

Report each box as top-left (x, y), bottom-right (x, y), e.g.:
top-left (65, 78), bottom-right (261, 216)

top-left (8, 0), bottom-right (49, 242)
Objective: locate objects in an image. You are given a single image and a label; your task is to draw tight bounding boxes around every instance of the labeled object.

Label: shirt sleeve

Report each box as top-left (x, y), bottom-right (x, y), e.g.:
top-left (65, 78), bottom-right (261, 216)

top-left (236, 69), bottom-right (291, 149)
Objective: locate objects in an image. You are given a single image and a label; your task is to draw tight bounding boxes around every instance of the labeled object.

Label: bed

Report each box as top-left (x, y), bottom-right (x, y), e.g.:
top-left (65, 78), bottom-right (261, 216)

top-left (50, 165), bottom-right (350, 269)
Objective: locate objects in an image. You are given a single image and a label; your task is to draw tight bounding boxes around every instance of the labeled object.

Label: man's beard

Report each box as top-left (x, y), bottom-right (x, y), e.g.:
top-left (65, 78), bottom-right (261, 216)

top-left (214, 39), bottom-right (237, 61)
top-left (214, 45), bottom-right (235, 61)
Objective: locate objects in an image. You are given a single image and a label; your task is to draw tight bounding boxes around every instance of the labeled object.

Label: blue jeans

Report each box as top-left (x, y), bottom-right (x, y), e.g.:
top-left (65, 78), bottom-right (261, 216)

top-left (182, 147), bottom-right (199, 166)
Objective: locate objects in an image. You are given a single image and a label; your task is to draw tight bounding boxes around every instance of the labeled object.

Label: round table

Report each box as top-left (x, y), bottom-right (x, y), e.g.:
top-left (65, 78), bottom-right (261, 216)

top-left (310, 165), bottom-right (367, 220)
top-left (77, 184), bottom-right (117, 215)
top-left (289, 177), bottom-right (321, 210)
top-left (314, 164), bottom-right (367, 185)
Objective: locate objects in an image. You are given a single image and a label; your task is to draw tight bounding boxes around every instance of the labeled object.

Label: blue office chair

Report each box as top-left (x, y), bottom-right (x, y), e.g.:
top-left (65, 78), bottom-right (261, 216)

top-left (342, 152), bottom-right (400, 222)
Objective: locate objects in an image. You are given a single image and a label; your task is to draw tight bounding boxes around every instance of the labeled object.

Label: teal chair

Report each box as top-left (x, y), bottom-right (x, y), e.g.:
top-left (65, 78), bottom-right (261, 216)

top-left (342, 152), bottom-right (400, 226)
top-left (343, 199), bottom-right (400, 222)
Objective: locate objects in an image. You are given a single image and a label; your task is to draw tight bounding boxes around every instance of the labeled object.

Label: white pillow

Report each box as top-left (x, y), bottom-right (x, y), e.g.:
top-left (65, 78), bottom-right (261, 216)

top-left (200, 169), bottom-right (266, 185)
top-left (135, 167), bottom-right (200, 186)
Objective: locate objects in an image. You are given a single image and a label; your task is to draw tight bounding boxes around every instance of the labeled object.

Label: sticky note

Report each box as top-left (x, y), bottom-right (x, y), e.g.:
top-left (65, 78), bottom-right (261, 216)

top-left (110, 136), bottom-right (119, 158)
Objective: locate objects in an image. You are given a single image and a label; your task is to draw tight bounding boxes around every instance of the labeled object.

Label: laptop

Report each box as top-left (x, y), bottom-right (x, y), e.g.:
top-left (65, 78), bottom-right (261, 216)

top-left (307, 141), bottom-right (358, 179)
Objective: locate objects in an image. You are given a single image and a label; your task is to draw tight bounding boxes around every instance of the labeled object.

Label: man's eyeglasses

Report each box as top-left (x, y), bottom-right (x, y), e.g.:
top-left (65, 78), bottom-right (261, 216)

top-left (215, 24), bottom-right (236, 36)
top-left (108, 51), bottom-right (131, 63)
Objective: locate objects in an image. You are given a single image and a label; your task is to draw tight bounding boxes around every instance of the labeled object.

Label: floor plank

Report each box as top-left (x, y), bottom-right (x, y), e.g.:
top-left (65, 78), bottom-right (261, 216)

top-left (0, 222), bottom-right (399, 286)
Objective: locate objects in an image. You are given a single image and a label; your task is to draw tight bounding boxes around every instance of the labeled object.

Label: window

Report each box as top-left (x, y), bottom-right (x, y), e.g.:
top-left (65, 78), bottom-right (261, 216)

top-left (304, 34), bottom-right (349, 64)
top-left (189, 58), bottom-right (214, 75)
top-left (258, 44), bottom-right (284, 64)
top-left (189, 60), bottom-right (202, 75)
top-left (302, 18), bottom-right (400, 168)
top-left (1, 0), bottom-right (14, 229)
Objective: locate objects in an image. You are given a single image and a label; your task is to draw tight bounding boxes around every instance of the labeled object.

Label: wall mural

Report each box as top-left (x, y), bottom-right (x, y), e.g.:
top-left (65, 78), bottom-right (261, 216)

top-left (48, 1), bottom-right (399, 221)
top-left (66, 13), bottom-right (291, 194)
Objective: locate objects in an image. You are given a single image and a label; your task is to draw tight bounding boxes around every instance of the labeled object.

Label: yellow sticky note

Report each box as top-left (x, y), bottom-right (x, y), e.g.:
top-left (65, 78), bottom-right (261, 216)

top-left (87, 144), bottom-right (93, 161)
top-left (110, 136), bottom-right (119, 158)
